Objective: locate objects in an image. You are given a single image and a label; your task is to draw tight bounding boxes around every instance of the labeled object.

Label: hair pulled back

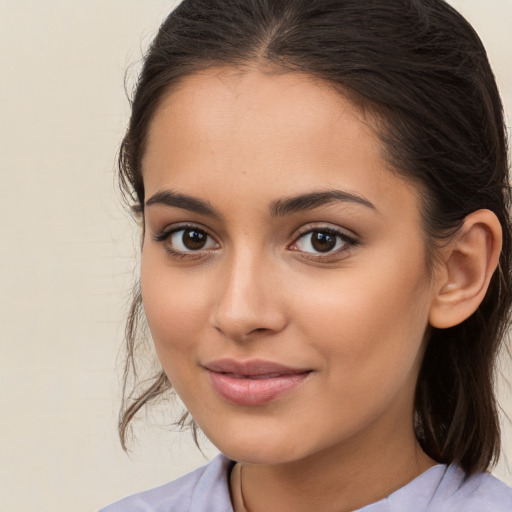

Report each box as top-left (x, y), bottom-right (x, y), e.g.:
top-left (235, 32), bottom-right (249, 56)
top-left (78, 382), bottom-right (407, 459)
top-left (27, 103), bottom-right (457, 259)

top-left (118, 0), bottom-right (511, 474)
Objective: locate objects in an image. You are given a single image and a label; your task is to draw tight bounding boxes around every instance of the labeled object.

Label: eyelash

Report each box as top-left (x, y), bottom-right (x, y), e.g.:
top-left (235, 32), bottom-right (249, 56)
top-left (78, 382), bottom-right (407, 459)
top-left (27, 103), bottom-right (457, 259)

top-left (289, 226), bottom-right (359, 261)
top-left (152, 223), bottom-right (359, 261)
top-left (153, 223), bottom-right (218, 259)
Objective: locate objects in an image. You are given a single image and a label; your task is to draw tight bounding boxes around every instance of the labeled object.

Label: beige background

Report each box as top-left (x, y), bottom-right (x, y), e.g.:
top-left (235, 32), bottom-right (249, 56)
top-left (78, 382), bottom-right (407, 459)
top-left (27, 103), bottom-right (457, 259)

top-left (0, 1), bottom-right (510, 511)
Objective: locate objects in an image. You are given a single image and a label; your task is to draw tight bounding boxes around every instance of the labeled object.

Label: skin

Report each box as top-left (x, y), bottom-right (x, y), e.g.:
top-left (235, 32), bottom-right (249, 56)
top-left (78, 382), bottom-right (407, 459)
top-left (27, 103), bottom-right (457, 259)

top-left (141, 67), bottom-right (442, 512)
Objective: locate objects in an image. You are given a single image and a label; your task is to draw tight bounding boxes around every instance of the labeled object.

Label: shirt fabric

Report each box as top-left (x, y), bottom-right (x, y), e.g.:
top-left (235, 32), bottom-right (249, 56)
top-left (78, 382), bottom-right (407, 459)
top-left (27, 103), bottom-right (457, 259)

top-left (99, 454), bottom-right (512, 512)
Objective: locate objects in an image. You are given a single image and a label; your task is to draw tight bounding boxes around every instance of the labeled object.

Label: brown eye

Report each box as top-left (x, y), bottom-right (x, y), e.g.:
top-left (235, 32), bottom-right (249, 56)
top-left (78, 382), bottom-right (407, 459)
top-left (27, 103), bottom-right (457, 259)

top-left (167, 227), bottom-right (218, 252)
top-left (293, 228), bottom-right (356, 255)
top-left (310, 231), bottom-right (337, 252)
top-left (182, 228), bottom-right (207, 250)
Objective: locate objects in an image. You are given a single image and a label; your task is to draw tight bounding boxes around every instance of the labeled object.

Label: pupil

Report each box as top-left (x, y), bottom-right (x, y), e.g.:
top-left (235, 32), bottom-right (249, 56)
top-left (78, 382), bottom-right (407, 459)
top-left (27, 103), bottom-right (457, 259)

top-left (311, 231), bottom-right (336, 252)
top-left (183, 229), bottom-right (207, 250)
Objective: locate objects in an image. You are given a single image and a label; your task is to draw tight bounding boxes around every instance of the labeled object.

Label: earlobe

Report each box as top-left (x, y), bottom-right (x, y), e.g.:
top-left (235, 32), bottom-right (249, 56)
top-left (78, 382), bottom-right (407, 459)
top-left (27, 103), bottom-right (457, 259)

top-left (429, 209), bottom-right (502, 329)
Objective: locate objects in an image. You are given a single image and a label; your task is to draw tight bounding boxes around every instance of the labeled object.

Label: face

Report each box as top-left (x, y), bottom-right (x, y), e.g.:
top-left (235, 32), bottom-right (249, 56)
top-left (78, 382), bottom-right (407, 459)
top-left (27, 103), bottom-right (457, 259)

top-left (141, 67), bottom-right (437, 465)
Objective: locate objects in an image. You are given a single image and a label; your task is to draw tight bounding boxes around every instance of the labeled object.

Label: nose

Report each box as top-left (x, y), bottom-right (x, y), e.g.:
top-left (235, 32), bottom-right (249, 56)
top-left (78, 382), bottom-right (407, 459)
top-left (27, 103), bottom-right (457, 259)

top-left (210, 249), bottom-right (287, 342)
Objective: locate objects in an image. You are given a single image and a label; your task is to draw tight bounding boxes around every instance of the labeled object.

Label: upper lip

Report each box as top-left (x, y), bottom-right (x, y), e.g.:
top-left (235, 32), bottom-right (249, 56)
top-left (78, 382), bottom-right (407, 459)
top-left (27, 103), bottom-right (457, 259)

top-left (204, 358), bottom-right (310, 377)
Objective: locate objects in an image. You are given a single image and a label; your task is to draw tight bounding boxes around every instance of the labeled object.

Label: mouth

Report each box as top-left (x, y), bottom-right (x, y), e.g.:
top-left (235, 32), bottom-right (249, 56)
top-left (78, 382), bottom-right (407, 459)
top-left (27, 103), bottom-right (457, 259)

top-left (203, 359), bottom-right (312, 406)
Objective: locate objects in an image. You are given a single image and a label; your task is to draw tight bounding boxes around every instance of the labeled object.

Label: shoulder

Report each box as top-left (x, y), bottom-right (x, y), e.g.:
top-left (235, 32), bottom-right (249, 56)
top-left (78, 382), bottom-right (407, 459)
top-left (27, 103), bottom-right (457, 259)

top-left (385, 464), bottom-right (512, 512)
top-left (98, 454), bottom-right (234, 512)
top-left (431, 466), bottom-right (512, 512)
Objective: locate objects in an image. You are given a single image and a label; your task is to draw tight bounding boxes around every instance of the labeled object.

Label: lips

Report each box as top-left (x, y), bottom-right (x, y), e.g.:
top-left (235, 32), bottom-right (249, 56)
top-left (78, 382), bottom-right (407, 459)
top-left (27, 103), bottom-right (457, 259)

top-left (204, 359), bottom-right (312, 406)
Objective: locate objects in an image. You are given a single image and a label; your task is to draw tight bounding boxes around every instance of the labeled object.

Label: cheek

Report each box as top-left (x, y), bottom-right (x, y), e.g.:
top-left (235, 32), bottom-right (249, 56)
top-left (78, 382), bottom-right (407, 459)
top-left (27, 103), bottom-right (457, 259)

top-left (140, 251), bottom-right (210, 362)
top-left (291, 248), bottom-right (432, 390)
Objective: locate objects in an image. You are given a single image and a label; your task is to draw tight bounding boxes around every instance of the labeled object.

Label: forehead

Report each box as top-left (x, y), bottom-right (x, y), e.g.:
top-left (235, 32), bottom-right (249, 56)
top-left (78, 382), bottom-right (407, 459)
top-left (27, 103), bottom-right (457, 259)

top-left (142, 66), bottom-right (421, 221)
top-left (146, 67), bottom-right (369, 163)
top-left (151, 67), bottom-right (351, 138)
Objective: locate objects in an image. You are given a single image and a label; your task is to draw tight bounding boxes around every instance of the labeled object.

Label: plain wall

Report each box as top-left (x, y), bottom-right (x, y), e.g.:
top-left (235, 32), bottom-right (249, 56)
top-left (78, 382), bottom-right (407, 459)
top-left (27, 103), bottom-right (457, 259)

top-left (0, 1), bottom-right (510, 510)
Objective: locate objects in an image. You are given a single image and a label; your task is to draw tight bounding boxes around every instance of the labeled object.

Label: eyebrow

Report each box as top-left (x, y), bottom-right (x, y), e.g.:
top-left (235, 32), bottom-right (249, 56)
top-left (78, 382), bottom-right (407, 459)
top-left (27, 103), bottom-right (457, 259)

top-left (145, 188), bottom-right (376, 218)
top-left (145, 190), bottom-right (220, 217)
top-left (269, 190), bottom-right (376, 216)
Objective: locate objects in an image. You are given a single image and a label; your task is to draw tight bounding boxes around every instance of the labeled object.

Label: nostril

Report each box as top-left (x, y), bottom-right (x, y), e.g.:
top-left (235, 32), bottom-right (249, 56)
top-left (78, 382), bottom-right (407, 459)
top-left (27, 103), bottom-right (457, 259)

top-left (210, 267), bottom-right (288, 340)
top-left (212, 317), bottom-right (285, 342)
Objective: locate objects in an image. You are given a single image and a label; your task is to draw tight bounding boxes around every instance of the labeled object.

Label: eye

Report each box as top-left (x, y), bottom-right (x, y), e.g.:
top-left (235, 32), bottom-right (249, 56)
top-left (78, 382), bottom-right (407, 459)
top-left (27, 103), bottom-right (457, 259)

top-left (292, 228), bottom-right (357, 255)
top-left (154, 226), bottom-right (218, 254)
top-left (169, 227), bottom-right (217, 252)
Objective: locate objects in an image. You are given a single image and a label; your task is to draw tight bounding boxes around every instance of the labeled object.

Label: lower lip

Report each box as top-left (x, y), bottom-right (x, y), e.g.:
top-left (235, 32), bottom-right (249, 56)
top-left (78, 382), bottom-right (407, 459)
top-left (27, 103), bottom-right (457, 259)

top-left (207, 371), bottom-right (311, 406)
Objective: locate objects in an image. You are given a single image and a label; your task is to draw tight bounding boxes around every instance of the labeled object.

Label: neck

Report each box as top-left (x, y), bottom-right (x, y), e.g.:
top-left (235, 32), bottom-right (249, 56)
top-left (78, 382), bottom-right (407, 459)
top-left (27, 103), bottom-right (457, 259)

top-left (231, 420), bottom-right (436, 512)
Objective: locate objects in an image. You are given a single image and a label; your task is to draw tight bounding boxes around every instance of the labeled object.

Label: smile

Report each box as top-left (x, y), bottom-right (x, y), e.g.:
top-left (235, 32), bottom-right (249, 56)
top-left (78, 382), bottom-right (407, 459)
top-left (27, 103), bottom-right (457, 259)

top-left (204, 359), bottom-right (312, 406)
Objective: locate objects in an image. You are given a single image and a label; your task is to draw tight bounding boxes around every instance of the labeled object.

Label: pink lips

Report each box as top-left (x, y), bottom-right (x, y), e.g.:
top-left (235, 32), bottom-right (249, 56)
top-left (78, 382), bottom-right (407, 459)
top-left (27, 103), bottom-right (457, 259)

top-left (204, 359), bottom-right (311, 406)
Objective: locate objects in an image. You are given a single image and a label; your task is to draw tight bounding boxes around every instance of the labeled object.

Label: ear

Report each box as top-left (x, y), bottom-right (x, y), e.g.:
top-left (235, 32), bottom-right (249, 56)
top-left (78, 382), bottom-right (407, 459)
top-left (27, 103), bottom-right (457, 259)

top-left (429, 209), bottom-right (502, 329)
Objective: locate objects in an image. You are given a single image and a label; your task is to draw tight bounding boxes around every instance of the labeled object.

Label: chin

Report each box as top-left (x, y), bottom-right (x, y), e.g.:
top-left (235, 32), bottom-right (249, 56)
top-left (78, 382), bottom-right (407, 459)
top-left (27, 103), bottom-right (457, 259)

top-left (202, 425), bottom-right (310, 465)
top-left (219, 443), bottom-right (301, 465)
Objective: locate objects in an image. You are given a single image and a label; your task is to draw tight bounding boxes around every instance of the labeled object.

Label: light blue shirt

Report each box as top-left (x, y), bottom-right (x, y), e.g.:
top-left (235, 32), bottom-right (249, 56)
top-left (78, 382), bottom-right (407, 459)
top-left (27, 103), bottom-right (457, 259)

top-left (99, 454), bottom-right (512, 511)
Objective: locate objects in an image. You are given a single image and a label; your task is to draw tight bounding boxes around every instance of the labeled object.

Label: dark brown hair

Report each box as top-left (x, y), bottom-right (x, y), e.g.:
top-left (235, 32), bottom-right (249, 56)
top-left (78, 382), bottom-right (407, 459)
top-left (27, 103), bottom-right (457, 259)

top-left (117, 0), bottom-right (511, 474)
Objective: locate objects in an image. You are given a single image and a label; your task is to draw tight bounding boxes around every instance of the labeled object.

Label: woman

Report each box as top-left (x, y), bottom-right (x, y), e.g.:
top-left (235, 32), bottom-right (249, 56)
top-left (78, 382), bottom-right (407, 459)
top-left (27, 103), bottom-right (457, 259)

top-left (101, 0), bottom-right (512, 510)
